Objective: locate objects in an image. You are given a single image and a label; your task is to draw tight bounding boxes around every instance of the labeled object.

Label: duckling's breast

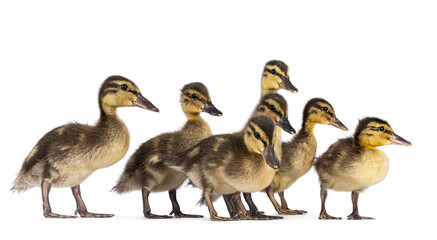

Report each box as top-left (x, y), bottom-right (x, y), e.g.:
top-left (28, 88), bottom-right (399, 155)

top-left (330, 148), bottom-right (389, 192)
top-left (226, 155), bottom-right (277, 193)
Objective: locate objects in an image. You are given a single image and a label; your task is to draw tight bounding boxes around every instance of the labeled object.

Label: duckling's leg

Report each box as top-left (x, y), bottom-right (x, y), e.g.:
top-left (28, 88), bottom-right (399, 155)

top-left (233, 192), bottom-right (280, 220)
top-left (347, 191), bottom-right (374, 220)
top-left (168, 189), bottom-right (203, 218)
top-left (41, 180), bottom-right (77, 218)
top-left (71, 185), bottom-right (114, 218)
top-left (223, 194), bottom-right (239, 218)
top-left (318, 188), bottom-right (341, 220)
top-left (277, 191), bottom-right (307, 215)
top-left (142, 188), bottom-right (172, 219)
top-left (204, 190), bottom-right (236, 221)
top-left (243, 193), bottom-right (283, 220)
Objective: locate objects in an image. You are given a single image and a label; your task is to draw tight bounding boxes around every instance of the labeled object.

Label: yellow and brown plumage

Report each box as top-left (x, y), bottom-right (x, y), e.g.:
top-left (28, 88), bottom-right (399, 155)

top-left (163, 115), bottom-right (280, 221)
top-left (264, 98), bottom-right (348, 215)
top-left (226, 60), bottom-right (297, 219)
top-left (315, 117), bottom-right (411, 220)
top-left (113, 82), bottom-right (222, 219)
top-left (11, 75), bottom-right (158, 218)
top-left (223, 93), bottom-right (295, 219)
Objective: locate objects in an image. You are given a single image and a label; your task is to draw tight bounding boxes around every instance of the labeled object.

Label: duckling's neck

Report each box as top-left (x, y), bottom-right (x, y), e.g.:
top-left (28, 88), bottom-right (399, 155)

top-left (302, 120), bottom-right (316, 134)
top-left (100, 103), bottom-right (118, 117)
top-left (185, 112), bottom-right (202, 121)
top-left (261, 88), bottom-right (278, 97)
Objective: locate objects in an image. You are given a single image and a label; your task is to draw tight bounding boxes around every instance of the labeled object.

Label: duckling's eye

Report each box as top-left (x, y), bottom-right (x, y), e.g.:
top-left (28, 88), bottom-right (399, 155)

top-left (254, 132), bottom-right (261, 140)
top-left (191, 94), bottom-right (198, 99)
top-left (269, 105), bottom-right (276, 110)
top-left (120, 84), bottom-right (130, 91)
top-left (271, 69), bottom-right (277, 74)
top-left (322, 107), bottom-right (329, 112)
top-left (378, 126), bottom-right (386, 132)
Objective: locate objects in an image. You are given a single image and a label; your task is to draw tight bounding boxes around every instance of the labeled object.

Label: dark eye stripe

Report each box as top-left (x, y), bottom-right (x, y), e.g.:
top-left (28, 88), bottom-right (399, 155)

top-left (248, 125), bottom-right (267, 147)
top-left (313, 104), bottom-right (334, 117)
top-left (265, 68), bottom-right (285, 79)
top-left (369, 126), bottom-right (393, 135)
top-left (184, 93), bottom-right (206, 103)
top-left (261, 102), bottom-right (283, 117)
top-left (106, 83), bottom-right (139, 95)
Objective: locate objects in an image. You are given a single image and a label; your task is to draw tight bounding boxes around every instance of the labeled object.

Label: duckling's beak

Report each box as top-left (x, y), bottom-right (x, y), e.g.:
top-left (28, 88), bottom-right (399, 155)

top-left (278, 77), bottom-right (298, 93)
top-left (261, 145), bottom-right (280, 171)
top-left (277, 116), bottom-right (296, 135)
top-left (329, 116), bottom-right (348, 131)
top-left (203, 101), bottom-right (223, 117)
top-left (389, 133), bottom-right (412, 146)
top-left (132, 94), bottom-right (159, 112)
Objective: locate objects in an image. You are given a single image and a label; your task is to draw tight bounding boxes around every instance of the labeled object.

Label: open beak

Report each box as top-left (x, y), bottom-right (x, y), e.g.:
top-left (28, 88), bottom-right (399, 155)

top-left (278, 76), bottom-right (298, 93)
top-left (389, 133), bottom-right (412, 146)
top-left (261, 145), bottom-right (280, 171)
top-left (329, 116), bottom-right (348, 131)
top-left (203, 101), bottom-right (223, 116)
top-left (277, 116), bottom-right (296, 135)
top-left (132, 94), bottom-right (159, 112)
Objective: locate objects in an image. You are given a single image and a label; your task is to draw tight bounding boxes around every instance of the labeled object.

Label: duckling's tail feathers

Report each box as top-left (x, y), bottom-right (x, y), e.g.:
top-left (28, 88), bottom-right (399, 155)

top-left (10, 171), bottom-right (40, 193)
top-left (112, 174), bottom-right (140, 194)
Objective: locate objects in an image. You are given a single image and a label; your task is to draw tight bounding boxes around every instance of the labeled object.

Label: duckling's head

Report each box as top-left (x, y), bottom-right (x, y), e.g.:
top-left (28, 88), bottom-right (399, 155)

top-left (302, 98), bottom-right (348, 131)
top-left (354, 117), bottom-right (412, 148)
top-left (181, 82), bottom-right (222, 119)
top-left (261, 60), bottom-right (298, 95)
top-left (244, 116), bottom-right (280, 171)
top-left (255, 93), bottom-right (296, 135)
top-left (99, 75), bottom-right (159, 115)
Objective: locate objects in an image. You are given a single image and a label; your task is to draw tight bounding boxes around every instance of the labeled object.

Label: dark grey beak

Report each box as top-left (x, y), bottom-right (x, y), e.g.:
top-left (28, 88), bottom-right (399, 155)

top-left (132, 94), bottom-right (159, 112)
top-left (389, 133), bottom-right (412, 146)
top-left (277, 116), bottom-right (296, 135)
top-left (329, 116), bottom-right (348, 131)
top-left (203, 101), bottom-right (223, 117)
top-left (278, 76), bottom-right (298, 93)
top-left (261, 145), bottom-right (280, 171)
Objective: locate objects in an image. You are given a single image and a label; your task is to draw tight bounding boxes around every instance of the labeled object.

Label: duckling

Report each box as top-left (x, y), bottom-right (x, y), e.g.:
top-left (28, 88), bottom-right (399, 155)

top-left (11, 76), bottom-right (159, 218)
top-left (260, 98), bottom-right (348, 215)
top-left (315, 117), bottom-right (412, 220)
top-left (222, 93), bottom-right (295, 219)
top-left (224, 60), bottom-right (298, 219)
top-left (261, 60), bottom-right (298, 96)
top-left (113, 82), bottom-right (222, 219)
top-left (163, 115), bottom-right (280, 221)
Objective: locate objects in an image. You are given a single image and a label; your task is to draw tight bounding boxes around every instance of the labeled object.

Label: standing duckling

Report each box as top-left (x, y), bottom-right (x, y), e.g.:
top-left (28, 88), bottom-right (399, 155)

top-left (164, 116), bottom-right (280, 221)
top-left (223, 93), bottom-right (295, 220)
top-left (113, 82), bottom-right (222, 219)
top-left (315, 117), bottom-right (411, 220)
top-left (263, 98), bottom-right (348, 215)
top-left (225, 60), bottom-right (297, 219)
top-left (11, 76), bottom-right (159, 218)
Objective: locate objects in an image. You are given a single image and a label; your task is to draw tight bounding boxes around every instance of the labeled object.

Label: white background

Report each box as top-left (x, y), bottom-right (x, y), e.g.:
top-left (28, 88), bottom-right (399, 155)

top-left (1, 0), bottom-right (435, 239)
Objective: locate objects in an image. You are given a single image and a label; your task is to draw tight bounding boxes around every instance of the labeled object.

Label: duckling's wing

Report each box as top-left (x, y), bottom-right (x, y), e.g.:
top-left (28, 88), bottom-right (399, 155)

top-left (11, 123), bottom-right (93, 192)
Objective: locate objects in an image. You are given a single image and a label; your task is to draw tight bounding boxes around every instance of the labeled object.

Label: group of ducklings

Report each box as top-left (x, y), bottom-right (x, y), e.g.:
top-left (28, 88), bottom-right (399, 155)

top-left (11, 60), bottom-right (411, 221)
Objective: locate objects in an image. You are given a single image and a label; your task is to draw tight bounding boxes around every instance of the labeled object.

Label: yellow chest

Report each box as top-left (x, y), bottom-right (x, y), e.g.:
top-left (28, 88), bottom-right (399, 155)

top-left (331, 149), bottom-right (389, 191)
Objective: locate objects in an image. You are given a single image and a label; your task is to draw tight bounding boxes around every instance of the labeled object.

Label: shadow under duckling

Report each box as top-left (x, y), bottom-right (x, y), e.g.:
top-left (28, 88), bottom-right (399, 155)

top-left (261, 98), bottom-right (348, 215)
top-left (163, 116), bottom-right (280, 221)
top-left (113, 82), bottom-right (222, 219)
top-left (315, 117), bottom-right (411, 220)
top-left (11, 76), bottom-right (159, 218)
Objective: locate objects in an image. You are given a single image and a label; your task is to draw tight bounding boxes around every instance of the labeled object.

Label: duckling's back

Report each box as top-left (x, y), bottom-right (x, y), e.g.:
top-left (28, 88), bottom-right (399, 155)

top-left (113, 119), bottom-right (212, 193)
